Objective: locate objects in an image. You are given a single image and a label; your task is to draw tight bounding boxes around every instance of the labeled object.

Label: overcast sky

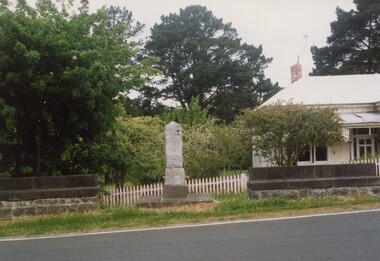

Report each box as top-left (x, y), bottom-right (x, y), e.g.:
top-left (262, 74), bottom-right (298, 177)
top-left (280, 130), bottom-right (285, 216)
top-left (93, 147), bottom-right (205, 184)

top-left (25, 0), bottom-right (356, 87)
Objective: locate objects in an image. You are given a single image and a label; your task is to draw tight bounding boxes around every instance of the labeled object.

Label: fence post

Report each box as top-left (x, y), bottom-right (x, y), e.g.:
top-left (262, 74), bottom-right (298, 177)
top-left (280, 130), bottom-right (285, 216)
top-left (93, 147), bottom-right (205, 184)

top-left (188, 179), bottom-right (192, 193)
top-left (212, 176), bottom-right (216, 195)
top-left (243, 173), bottom-right (247, 192)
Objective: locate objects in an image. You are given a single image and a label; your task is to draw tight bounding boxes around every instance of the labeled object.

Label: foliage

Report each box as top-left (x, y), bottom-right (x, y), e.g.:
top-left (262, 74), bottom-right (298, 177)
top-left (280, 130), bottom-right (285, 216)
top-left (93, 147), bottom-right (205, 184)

top-left (121, 116), bottom-right (165, 185)
top-left (0, 98), bottom-right (17, 178)
top-left (0, 0), bottom-right (156, 176)
top-left (93, 116), bottom-right (165, 188)
top-left (238, 104), bottom-right (343, 166)
top-left (310, 0), bottom-right (380, 75)
top-left (159, 97), bottom-right (251, 178)
top-left (92, 117), bottom-right (134, 189)
top-left (161, 96), bottom-right (209, 128)
top-left (145, 5), bottom-right (280, 122)
top-left (124, 95), bottom-right (165, 117)
top-left (107, 5), bottom-right (144, 40)
top-left (183, 121), bottom-right (252, 178)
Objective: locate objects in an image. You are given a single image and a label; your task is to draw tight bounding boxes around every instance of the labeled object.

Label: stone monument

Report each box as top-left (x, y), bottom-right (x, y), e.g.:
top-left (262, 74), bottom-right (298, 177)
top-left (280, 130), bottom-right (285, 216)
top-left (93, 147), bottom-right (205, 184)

top-left (136, 121), bottom-right (212, 207)
top-left (163, 121), bottom-right (188, 199)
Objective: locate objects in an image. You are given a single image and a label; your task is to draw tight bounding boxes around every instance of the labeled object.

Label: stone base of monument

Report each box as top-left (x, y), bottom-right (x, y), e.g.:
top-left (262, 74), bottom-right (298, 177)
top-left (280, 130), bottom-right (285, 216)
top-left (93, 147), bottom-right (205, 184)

top-left (137, 183), bottom-right (213, 207)
top-left (136, 192), bottom-right (213, 208)
top-left (162, 185), bottom-right (188, 199)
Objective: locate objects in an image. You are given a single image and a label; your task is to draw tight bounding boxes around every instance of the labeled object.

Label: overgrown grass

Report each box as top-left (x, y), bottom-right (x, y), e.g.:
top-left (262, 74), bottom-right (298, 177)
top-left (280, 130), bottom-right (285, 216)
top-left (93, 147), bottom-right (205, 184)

top-left (214, 193), bottom-right (380, 214)
top-left (1, 193), bottom-right (380, 238)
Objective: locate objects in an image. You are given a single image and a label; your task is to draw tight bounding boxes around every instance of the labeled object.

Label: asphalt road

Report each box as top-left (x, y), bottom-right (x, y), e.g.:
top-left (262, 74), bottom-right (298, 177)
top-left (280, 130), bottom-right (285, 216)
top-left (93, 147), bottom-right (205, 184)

top-left (1, 210), bottom-right (380, 261)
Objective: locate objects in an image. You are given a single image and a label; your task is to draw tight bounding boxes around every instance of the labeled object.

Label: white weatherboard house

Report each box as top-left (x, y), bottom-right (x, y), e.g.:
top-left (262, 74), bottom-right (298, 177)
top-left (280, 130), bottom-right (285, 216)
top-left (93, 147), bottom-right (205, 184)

top-left (254, 73), bottom-right (380, 166)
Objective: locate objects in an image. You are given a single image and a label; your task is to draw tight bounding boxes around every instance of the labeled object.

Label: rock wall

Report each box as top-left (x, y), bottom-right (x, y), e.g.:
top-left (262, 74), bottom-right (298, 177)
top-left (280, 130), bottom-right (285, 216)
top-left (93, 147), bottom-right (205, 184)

top-left (0, 196), bottom-right (99, 220)
top-left (0, 175), bottom-right (99, 220)
top-left (248, 163), bottom-right (380, 199)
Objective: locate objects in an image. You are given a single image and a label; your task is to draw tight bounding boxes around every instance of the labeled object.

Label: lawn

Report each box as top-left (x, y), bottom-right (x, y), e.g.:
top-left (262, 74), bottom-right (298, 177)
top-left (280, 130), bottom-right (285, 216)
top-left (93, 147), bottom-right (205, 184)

top-left (1, 193), bottom-right (380, 238)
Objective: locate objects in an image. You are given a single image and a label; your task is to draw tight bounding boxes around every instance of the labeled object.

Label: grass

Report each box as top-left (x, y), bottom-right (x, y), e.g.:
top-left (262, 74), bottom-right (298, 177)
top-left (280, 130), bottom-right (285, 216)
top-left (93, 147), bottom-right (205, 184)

top-left (1, 193), bottom-right (380, 238)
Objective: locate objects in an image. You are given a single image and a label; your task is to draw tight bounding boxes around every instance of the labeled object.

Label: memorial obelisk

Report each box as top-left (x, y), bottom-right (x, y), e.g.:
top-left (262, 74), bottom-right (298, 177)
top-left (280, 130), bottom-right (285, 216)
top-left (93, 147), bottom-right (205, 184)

top-left (136, 121), bottom-right (212, 207)
top-left (162, 121), bottom-right (188, 199)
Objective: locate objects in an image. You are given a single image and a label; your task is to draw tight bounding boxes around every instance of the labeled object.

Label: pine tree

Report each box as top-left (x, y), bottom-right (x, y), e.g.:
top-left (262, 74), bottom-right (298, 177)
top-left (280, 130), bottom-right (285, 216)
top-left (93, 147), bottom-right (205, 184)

top-left (311, 0), bottom-right (380, 75)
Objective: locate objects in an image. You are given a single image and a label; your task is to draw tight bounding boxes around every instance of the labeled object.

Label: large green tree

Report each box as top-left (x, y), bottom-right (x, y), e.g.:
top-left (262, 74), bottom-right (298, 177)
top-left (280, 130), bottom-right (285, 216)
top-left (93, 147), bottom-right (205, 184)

top-left (238, 104), bottom-right (343, 167)
top-left (0, 0), bottom-right (155, 177)
top-left (145, 5), bottom-right (279, 122)
top-left (107, 5), bottom-right (144, 40)
top-left (311, 0), bottom-right (380, 75)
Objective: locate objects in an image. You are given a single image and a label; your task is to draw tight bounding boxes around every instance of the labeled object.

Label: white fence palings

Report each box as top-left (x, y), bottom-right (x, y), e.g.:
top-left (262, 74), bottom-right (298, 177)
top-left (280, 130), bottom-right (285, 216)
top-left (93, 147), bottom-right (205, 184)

top-left (102, 182), bottom-right (163, 207)
top-left (102, 173), bottom-right (248, 206)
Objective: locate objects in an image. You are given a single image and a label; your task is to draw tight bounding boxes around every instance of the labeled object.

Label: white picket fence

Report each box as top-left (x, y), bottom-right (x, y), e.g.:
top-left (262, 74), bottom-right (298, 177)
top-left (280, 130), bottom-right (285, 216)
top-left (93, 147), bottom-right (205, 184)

top-left (350, 158), bottom-right (380, 176)
top-left (187, 174), bottom-right (248, 194)
top-left (102, 173), bottom-right (248, 207)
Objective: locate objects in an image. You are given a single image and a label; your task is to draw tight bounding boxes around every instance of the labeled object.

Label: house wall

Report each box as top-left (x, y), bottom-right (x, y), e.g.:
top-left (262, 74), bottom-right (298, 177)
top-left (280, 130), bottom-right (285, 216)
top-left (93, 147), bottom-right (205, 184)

top-left (329, 141), bottom-right (350, 164)
top-left (252, 152), bottom-right (272, 167)
top-left (252, 141), bottom-right (358, 166)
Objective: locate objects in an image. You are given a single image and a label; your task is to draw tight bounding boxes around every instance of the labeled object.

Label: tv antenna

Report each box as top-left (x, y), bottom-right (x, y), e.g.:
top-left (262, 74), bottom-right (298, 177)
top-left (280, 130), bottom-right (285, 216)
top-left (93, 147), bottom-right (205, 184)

top-left (296, 35), bottom-right (308, 80)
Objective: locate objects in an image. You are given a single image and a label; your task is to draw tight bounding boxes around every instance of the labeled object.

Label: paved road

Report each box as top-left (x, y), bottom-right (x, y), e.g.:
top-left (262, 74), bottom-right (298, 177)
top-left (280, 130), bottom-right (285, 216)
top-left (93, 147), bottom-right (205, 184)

top-left (1, 210), bottom-right (380, 261)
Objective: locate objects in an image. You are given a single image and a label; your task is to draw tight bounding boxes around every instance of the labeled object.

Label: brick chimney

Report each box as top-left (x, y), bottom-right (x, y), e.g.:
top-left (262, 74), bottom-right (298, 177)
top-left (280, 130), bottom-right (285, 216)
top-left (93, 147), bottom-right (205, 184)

top-left (291, 64), bottom-right (302, 83)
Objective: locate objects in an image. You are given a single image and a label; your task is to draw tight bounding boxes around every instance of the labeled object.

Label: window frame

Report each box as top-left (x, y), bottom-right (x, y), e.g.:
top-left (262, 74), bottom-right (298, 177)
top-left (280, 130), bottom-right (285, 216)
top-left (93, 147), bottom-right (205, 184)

top-left (298, 146), bottom-right (328, 165)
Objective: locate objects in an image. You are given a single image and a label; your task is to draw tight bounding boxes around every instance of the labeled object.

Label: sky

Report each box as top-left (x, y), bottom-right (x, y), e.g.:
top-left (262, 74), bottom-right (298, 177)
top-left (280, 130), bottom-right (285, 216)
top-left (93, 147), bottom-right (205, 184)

top-left (24, 0), bottom-right (356, 87)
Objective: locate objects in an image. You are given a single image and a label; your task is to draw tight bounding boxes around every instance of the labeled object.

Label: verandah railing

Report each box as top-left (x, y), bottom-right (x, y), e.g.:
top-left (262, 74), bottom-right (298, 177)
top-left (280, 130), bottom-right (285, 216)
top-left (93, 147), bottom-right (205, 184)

top-left (102, 173), bottom-right (248, 207)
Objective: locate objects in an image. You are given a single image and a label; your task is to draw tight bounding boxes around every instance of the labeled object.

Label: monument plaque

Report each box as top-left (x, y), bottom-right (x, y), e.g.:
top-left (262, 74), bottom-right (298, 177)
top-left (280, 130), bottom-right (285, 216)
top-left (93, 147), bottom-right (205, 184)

top-left (165, 121), bottom-right (183, 168)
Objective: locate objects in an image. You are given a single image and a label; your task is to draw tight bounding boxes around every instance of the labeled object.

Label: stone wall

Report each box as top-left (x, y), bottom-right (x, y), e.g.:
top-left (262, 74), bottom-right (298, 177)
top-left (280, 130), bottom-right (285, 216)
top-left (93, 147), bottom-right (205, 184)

top-left (249, 163), bottom-right (376, 180)
top-left (248, 163), bottom-right (380, 199)
top-left (0, 175), bottom-right (99, 220)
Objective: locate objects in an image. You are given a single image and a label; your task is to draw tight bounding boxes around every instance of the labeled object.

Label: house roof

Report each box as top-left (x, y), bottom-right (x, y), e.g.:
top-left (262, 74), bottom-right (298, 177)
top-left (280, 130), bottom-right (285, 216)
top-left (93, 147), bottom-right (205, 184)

top-left (262, 74), bottom-right (380, 106)
top-left (341, 112), bottom-right (380, 127)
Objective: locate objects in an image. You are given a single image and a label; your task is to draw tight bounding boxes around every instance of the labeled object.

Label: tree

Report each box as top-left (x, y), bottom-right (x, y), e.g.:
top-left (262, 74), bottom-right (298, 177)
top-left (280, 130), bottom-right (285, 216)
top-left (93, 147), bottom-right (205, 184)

top-left (161, 96), bottom-right (209, 128)
top-left (145, 5), bottom-right (280, 122)
top-left (237, 104), bottom-right (343, 166)
top-left (124, 95), bottom-right (165, 117)
top-left (93, 116), bottom-right (165, 188)
top-left (107, 5), bottom-right (144, 40)
top-left (0, 98), bottom-right (17, 177)
top-left (0, 0), bottom-right (155, 176)
top-left (311, 0), bottom-right (380, 75)
top-left (93, 117), bottom-right (134, 189)
top-left (122, 116), bottom-right (165, 185)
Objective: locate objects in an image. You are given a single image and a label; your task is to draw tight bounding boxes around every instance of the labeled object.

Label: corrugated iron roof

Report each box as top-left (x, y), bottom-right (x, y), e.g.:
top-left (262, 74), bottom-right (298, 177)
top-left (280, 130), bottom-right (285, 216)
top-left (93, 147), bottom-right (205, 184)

top-left (341, 112), bottom-right (380, 127)
top-left (262, 74), bottom-right (380, 106)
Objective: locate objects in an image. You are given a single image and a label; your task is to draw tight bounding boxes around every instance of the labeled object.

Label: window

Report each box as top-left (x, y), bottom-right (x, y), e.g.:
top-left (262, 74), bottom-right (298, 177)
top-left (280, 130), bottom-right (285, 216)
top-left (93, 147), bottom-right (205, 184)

top-left (298, 146), bottom-right (328, 165)
top-left (353, 128), bottom-right (369, 135)
top-left (298, 148), bottom-right (311, 162)
top-left (353, 137), bottom-right (375, 159)
top-left (351, 128), bottom-right (377, 160)
top-left (315, 146), bottom-right (328, 161)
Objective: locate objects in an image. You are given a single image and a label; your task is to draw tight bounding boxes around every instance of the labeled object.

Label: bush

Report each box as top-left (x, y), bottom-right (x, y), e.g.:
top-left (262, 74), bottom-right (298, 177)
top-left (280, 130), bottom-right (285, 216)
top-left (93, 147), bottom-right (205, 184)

top-left (183, 122), bottom-right (251, 178)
